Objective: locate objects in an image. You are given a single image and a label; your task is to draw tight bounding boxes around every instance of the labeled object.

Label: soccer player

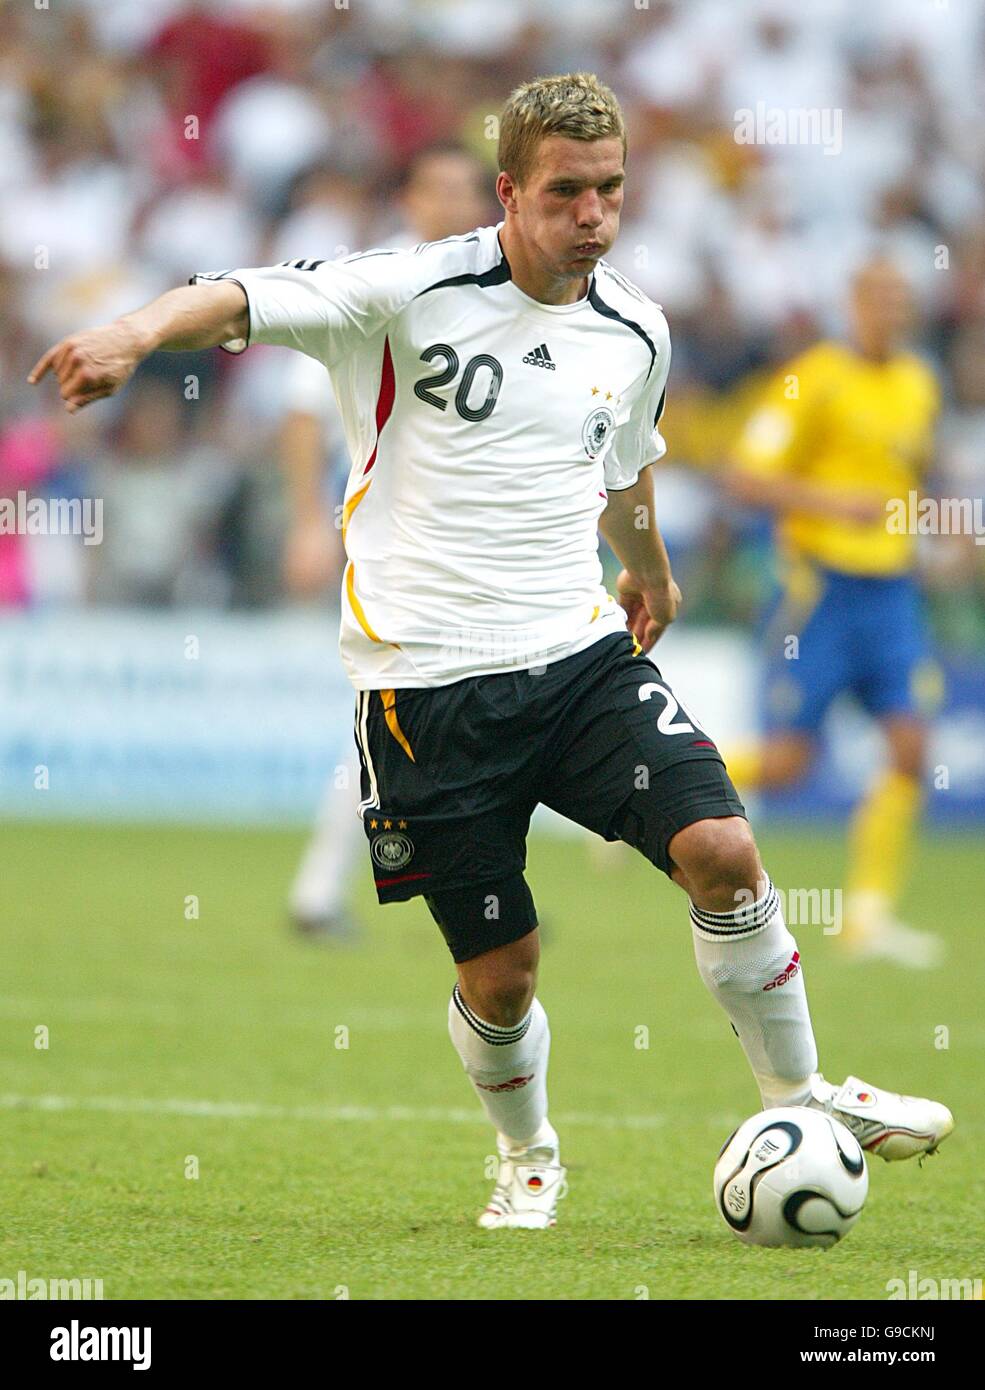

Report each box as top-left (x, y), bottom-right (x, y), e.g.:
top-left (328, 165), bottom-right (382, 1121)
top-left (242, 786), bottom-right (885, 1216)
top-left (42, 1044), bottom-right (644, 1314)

top-left (282, 144), bottom-right (492, 939)
top-left (726, 259), bottom-right (943, 969)
top-left (30, 74), bottom-right (953, 1229)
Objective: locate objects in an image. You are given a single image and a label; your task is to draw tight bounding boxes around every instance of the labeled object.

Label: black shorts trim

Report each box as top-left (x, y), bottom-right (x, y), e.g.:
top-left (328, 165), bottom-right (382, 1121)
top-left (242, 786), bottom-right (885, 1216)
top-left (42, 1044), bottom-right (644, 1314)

top-left (424, 874), bottom-right (539, 964)
top-left (609, 757), bottom-right (746, 876)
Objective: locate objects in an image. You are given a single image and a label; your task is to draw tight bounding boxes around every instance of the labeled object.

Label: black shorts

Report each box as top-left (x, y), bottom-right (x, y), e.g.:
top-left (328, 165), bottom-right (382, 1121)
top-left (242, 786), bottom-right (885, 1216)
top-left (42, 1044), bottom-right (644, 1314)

top-left (354, 632), bottom-right (745, 961)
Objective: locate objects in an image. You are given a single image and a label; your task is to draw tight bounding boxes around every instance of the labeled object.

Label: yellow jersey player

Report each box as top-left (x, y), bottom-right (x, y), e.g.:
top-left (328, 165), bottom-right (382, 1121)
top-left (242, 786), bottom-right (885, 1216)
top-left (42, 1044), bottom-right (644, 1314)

top-left (727, 258), bottom-right (942, 968)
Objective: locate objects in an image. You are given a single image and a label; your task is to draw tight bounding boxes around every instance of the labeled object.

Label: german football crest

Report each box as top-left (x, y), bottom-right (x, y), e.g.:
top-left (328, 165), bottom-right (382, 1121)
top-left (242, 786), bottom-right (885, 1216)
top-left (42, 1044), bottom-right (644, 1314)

top-left (582, 405), bottom-right (615, 459)
top-left (371, 830), bottom-right (414, 871)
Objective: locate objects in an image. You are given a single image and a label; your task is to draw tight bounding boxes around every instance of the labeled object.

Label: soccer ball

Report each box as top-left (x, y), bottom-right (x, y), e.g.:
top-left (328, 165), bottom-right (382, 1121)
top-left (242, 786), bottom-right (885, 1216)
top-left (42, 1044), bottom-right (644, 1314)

top-left (713, 1106), bottom-right (868, 1249)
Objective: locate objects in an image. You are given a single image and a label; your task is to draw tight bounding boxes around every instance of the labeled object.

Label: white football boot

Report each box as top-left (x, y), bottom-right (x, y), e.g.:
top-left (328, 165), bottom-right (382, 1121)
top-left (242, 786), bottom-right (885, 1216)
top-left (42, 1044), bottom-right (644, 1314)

top-left (806, 1073), bottom-right (954, 1161)
top-left (478, 1126), bottom-right (568, 1229)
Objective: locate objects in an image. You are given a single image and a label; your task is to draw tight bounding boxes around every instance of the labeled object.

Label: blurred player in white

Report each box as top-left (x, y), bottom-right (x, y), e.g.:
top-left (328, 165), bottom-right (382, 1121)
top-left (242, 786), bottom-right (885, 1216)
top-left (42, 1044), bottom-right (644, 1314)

top-left (282, 144), bottom-right (491, 939)
top-left (31, 73), bottom-right (953, 1231)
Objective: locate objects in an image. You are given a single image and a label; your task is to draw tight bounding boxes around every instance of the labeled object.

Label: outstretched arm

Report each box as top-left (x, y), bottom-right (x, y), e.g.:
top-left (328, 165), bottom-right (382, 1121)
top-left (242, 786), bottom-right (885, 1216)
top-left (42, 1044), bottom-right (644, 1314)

top-left (599, 465), bottom-right (681, 651)
top-left (28, 281), bottom-right (249, 414)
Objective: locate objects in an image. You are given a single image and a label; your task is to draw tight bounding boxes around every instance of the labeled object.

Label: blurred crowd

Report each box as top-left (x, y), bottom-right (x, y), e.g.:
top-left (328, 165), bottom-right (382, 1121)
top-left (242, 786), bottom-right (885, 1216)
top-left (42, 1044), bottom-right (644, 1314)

top-left (1, 0), bottom-right (984, 651)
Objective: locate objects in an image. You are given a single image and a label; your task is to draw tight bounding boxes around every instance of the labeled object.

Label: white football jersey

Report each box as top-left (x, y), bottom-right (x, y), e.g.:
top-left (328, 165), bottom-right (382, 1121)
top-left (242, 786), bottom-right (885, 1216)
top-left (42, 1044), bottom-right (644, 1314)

top-left (192, 223), bottom-right (670, 689)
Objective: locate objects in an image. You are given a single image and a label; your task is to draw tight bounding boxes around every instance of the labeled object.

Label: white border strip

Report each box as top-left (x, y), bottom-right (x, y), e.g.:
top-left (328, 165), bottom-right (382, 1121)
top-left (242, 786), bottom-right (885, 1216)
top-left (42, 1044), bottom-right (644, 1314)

top-left (355, 690), bottom-right (379, 817)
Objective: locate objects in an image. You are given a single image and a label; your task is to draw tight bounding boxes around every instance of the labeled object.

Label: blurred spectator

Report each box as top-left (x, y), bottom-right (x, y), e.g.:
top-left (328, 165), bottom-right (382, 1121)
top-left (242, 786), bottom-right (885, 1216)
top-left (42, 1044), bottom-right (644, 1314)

top-left (147, 2), bottom-right (269, 130)
top-left (211, 15), bottom-right (332, 214)
top-left (87, 373), bottom-right (237, 606)
top-left (1, 0), bottom-right (981, 654)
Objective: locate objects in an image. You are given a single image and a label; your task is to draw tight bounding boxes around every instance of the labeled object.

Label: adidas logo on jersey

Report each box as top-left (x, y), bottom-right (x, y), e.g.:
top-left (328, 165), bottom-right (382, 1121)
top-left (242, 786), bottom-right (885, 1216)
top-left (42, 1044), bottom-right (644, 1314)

top-left (522, 343), bottom-right (556, 370)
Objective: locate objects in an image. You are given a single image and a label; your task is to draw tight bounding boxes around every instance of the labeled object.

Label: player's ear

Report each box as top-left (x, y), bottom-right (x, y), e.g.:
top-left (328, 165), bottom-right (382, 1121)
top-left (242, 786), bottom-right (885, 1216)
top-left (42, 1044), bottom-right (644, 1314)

top-left (496, 170), bottom-right (519, 214)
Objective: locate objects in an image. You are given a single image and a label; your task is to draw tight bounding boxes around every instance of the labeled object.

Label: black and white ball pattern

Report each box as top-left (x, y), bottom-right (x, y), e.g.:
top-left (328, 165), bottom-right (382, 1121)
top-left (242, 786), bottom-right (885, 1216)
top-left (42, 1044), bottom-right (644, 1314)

top-left (713, 1106), bottom-right (868, 1249)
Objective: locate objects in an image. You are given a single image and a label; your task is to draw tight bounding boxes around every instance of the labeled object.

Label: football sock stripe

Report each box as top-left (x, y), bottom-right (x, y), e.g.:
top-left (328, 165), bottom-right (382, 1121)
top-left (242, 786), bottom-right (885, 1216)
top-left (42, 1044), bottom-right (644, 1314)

top-left (689, 879), bottom-right (780, 939)
top-left (451, 984), bottom-right (531, 1045)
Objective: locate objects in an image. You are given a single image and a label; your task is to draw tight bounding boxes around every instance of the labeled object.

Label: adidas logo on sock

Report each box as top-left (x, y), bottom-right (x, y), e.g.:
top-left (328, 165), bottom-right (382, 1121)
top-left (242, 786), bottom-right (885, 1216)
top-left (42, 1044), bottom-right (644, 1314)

top-left (762, 950), bottom-right (801, 991)
top-left (474, 1074), bottom-right (535, 1093)
top-left (522, 343), bottom-right (556, 370)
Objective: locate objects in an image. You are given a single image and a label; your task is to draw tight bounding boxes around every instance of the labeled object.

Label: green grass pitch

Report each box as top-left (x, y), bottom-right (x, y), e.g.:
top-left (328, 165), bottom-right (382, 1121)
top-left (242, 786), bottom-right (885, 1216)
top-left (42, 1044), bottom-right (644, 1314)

top-left (2, 820), bottom-right (982, 1300)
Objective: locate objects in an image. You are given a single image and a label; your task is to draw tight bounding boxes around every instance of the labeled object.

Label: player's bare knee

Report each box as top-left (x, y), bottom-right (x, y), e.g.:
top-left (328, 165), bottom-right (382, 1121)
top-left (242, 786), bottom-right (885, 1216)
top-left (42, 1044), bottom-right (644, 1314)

top-left (886, 720), bottom-right (926, 780)
top-left (893, 749), bottom-right (924, 781)
top-left (670, 816), bottom-right (763, 910)
top-left (456, 934), bottom-right (538, 1026)
top-left (765, 737), bottom-right (814, 787)
top-left (458, 971), bottom-right (536, 1027)
top-left (670, 863), bottom-right (693, 896)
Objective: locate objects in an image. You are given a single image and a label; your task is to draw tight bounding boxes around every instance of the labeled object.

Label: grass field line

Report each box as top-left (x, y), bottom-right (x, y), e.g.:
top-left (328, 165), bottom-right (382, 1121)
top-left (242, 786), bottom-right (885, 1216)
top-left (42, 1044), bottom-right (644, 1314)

top-left (0, 1090), bottom-right (676, 1131)
top-left (5, 1088), bottom-right (977, 1138)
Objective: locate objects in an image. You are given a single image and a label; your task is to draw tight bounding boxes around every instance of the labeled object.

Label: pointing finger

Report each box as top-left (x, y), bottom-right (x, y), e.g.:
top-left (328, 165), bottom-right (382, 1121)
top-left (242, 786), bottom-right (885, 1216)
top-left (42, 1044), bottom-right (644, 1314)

top-left (27, 343), bottom-right (60, 385)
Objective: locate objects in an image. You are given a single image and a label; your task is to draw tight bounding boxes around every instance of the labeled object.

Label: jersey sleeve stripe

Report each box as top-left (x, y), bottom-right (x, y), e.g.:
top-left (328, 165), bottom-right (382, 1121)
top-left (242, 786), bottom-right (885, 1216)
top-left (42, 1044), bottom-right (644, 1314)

top-left (413, 232), bottom-right (481, 255)
top-left (414, 256), bottom-right (512, 300)
top-left (601, 264), bottom-right (648, 304)
top-left (588, 281), bottom-right (657, 378)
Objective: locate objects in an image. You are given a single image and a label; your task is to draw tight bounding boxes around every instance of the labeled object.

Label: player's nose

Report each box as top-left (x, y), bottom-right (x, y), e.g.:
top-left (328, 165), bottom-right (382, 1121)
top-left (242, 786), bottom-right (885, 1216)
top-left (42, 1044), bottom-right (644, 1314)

top-left (573, 190), bottom-right (605, 227)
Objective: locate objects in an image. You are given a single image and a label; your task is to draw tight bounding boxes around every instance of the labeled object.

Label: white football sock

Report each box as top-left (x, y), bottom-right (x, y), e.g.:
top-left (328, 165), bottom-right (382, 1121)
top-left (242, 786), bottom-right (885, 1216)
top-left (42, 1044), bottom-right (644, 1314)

top-left (448, 985), bottom-right (552, 1148)
top-left (690, 876), bottom-right (818, 1108)
top-left (289, 746), bottom-right (363, 919)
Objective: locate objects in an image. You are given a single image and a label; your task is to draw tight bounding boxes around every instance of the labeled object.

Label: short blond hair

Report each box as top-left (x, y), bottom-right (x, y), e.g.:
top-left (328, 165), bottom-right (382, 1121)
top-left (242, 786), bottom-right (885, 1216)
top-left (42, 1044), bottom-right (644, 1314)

top-left (498, 72), bottom-right (627, 187)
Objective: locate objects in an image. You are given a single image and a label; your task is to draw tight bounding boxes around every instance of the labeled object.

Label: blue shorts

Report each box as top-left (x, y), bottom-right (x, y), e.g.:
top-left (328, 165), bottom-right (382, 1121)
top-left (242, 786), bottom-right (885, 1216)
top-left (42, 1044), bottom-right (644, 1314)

top-left (759, 564), bottom-right (939, 734)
